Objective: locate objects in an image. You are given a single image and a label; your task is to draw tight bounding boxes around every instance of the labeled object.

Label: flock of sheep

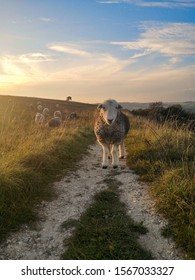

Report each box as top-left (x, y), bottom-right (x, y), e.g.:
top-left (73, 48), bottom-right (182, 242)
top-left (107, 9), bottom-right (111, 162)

top-left (34, 103), bottom-right (77, 128)
top-left (34, 98), bottom-right (130, 169)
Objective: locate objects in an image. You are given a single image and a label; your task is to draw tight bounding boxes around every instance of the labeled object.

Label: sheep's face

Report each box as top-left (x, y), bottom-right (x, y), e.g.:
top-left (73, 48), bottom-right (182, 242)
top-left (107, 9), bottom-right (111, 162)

top-left (98, 99), bottom-right (122, 125)
top-left (54, 111), bottom-right (62, 118)
top-left (43, 108), bottom-right (49, 116)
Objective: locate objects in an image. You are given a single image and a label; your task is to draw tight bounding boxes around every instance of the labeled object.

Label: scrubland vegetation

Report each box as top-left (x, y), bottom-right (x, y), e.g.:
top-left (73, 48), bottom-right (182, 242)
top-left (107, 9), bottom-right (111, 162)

top-left (131, 102), bottom-right (195, 130)
top-left (125, 114), bottom-right (195, 259)
top-left (0, 96), bottom-right (95, 241)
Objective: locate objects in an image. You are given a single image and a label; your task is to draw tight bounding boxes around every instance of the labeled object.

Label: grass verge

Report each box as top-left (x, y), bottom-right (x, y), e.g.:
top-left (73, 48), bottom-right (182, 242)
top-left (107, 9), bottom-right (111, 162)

top-left (0, 101), bottom-right (96, 241)
top-left (125, 115), bottom-right (195, 259)
top-left (61, 177), bottom-right (152, 260)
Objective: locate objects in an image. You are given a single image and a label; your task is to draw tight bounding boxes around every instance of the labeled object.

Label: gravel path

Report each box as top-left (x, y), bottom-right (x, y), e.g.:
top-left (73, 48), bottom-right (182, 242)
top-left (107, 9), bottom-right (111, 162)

top-left (0, 143), bottom-right (183, 260)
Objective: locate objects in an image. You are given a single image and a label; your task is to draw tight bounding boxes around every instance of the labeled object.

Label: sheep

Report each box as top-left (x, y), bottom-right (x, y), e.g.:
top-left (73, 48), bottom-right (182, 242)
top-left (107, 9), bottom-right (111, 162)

top-left (54, 110), bottom-right (62, 118)
top-left (42, 107), bottom-right (50, 116)
top-left (35, 112), bottom-right (45, 125)
top-left (46, 117), bottom-right (62, 128)
top-left (37, 104), bottom-right (42, 111)
top-left (68, 112), bottom-right (77, 120)
top-left (29, 103), bottom-right (34, 110)
top-left (94, 99), bottom-right (130, 169)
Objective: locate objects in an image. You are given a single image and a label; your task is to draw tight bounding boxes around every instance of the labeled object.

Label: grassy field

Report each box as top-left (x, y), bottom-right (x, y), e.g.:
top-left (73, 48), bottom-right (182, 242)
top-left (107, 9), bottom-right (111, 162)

top-left (1, 95), bottom-right (194, 260)
top-left (125, 115), bottom-right (195, 259)
top-left (0, 95), bottom-right (153, 260)
top-left (0, 95), bottom-right (96, 241)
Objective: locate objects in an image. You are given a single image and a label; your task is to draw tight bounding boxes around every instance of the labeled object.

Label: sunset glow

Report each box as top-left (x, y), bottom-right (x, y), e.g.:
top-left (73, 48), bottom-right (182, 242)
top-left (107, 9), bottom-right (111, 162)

top-left (0, 0), bottom-right (195, 103)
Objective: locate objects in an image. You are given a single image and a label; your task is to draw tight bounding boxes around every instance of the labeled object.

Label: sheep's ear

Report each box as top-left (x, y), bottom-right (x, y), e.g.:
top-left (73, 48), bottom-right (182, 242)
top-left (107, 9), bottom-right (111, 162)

top-left (117, 104), bottom-right (122, 109)
top-left (97, 104), bottom-right (103, 109)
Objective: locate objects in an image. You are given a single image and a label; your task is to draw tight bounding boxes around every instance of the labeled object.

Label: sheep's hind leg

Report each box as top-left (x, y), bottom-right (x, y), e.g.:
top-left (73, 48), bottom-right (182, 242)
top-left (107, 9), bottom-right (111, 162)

top-left (108, 144), bottom-right (111, 159)
top-left (119, 140), bottom-right (125, 159)
top-left (101, 144), bottom-right (109, 169)
top-left (111, 144), bottom-right (120, 168)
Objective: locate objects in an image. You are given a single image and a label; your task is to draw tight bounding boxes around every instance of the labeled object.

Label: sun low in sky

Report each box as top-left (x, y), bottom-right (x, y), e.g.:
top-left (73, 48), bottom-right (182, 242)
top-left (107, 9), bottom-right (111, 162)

top-left (0, 0), bottom-right (195, 103)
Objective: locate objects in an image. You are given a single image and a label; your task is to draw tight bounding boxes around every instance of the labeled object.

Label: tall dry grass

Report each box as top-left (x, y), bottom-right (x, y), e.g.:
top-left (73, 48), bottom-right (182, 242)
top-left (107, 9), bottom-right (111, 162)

top-left (125, 115), bottom-right (195, 259)
top-left (0, 97), bottom-right (96, 240)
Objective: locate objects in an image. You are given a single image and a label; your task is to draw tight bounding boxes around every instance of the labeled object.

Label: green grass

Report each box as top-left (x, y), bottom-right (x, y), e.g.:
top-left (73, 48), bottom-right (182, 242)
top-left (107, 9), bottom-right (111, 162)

top-left (0, 96), bottom-right (96, 241)
top-left (61, 177), bottom-right (152, 260)
top-left (125, 115), bottom-right (195, 259)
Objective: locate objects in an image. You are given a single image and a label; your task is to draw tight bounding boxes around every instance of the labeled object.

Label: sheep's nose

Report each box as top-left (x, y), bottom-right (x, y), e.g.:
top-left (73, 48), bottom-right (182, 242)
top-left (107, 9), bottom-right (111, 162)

top-left (108, 119), bottom-right (113, 124)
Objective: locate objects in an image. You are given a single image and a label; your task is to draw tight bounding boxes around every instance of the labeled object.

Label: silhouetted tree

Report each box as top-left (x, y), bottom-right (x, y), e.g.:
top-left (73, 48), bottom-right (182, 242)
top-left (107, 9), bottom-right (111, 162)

top-left (66, 96), bottom-right (72, 101)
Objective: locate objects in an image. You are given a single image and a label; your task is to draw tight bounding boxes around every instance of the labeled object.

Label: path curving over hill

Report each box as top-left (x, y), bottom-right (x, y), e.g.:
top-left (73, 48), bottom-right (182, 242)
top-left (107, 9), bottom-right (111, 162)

top-left (0, 143), bottom-right (183, 260)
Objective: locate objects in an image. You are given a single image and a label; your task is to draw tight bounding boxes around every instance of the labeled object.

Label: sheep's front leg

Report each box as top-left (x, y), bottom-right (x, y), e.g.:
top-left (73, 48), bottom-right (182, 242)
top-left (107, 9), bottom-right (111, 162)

top-left (119, 140), bottom-right (125, 159)
top-left (101, 144), bottom-right (109, 169)
top-left (111, 144), bottom-right (120, 168)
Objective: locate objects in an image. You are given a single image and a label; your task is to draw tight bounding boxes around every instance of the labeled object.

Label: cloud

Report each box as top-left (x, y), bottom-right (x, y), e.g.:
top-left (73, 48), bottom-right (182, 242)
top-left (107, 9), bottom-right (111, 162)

top-left (136, 0), bottom-right (195, 8)
top-left (97, 1), bottom-right (120, 3)
top-left (97, 0), bottom-right (195, 8)
top-left (1, 53), bottom-right (52, 66)
top-left (40, 17), bottom-right (54, 22)
top-left (47, 51), bottom-right (133, 83)
top-left (129, 49), bottom-right (152, 59)
top-left (0, 52), bottom-right (53, 86)
top-left (1, 39), bottom-right (194, 103)
top-left (4, 62), bottom-right (194, 103)
top-left (112, 22), bottom-right (195, 56)
top-left (19, 53), bottom-right (52, 63)
top-left (47, 43), bottom-right (91, 57)
top-left (0, 42), bottom-right (133, 89)
top-left (169, 57), bottom-right (183, 64)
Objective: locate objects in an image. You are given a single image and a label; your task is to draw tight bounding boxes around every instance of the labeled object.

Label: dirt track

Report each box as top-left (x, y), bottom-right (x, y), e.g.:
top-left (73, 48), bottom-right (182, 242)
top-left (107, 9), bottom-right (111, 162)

top-left (0, 143), bottom-right (183, 260)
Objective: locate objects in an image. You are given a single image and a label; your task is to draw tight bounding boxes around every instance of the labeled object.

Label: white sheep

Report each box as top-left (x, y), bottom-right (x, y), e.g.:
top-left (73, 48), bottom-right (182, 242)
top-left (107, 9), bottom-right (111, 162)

top-left (94, 99), bottom-right (130, 169)
top-left (54, 110), bottom-right (62, 118)
top-left (35, 112), bottom-right (45, 125)
top-left (37, 104), bottom-right (42, 111)
top-left (42, 107), bottom-right (50, 116)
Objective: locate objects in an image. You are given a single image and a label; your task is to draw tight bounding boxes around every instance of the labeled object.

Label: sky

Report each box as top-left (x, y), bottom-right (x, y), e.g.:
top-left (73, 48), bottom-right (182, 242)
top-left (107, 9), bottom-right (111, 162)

top-left (0, 0), bottom-right (195, 103)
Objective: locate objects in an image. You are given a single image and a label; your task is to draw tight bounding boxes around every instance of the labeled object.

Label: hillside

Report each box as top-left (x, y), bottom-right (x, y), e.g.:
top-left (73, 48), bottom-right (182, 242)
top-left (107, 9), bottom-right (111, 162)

top-left (1, 95), bottom-right (195, 113)
top-left (121, 101), bottom-right (195, 113)
top-left (0, 95), bottom-right (96, 116)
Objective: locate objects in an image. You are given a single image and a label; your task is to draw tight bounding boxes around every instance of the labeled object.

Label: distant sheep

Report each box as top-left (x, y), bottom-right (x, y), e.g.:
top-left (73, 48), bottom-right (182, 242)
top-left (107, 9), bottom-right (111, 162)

top-left (68, 112), bottom-right (77, 120)
top-left (37, 105), bottom-right (43, 111)
top-left (54, 110), bottom-right (62, 118)
top-left (35, 112), bottom-right (45, 125)
top-left (94, 99), bottom-right (130, 169)
top-left (46, 117), bottom-right (62, 128)
top-left (43, 108), bottom-right (50, 116)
